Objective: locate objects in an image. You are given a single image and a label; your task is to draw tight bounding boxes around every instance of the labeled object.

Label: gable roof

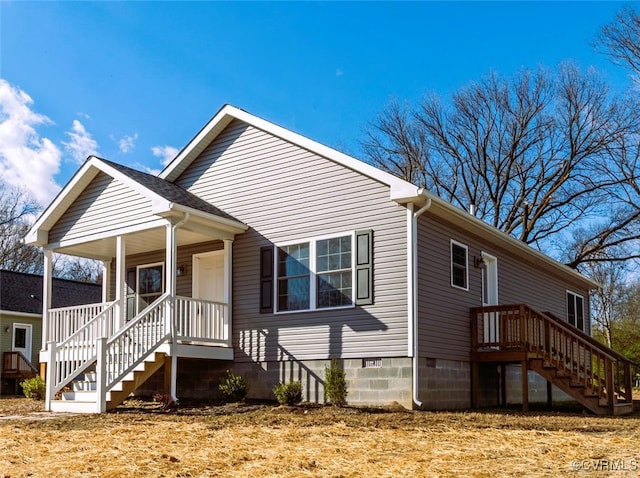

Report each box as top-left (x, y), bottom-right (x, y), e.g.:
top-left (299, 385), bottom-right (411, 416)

top-left (160, 105), bottom-right (419, 200)
top-left (159, 104), bottom-right (596, 290)
top-left (0, 270), bottom-right (102, 315)
top-left (25, 156), bottom-right (246, 246)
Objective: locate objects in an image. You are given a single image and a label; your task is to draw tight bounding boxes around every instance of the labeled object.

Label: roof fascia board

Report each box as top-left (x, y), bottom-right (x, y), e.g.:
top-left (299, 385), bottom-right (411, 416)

top-left (159, 105), bottom-right (417, 197)
top-left (151, 202), bottom-right (249, 233)
top-left (25, 156), bottom-right (170, 246)
top-left (25, 158), bottom-right (102, 245)
top-left (0, 310), bottom-right (41, 319)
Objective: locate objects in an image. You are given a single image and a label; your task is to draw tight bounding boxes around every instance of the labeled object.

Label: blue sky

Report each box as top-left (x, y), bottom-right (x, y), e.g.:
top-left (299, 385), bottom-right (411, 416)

top-left (0, 1), bottom-right (634, 206)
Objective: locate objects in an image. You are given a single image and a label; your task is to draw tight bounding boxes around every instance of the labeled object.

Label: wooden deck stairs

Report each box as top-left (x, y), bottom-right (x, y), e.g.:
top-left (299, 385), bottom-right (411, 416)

top-left (471, 304), bottom-right (634, 416)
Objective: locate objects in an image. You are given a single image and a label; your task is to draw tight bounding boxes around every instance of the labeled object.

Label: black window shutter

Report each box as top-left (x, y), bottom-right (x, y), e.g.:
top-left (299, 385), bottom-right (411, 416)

top-left (259, 246), bottom-right (274, 313)
top-left (355, 229), bottom-right (373, 306)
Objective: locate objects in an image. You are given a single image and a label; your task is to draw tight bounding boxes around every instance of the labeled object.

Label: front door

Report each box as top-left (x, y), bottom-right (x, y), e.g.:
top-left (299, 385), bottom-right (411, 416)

top-left (12, 323), bottom-right (32, 362)
top-left (193, 251), bottom-right (225, 302)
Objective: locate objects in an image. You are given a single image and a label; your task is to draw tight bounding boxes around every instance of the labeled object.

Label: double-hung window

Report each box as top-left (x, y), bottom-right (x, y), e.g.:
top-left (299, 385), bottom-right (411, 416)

top-left (260, 230), bottom-right (373, 313)
top-left (316, 235), bottom-right (353, 308)
top-left (450, 240), bottom-right (468, 290)
top-left (567, 291), bottom-right (585, 332)
top-left (278, 242), bottom-right (311, 311)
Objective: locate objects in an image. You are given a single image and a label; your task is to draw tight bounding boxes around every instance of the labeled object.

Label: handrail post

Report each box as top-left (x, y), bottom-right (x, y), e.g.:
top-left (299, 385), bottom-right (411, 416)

top-left (519, 305), bottom-right (526, 349)
top-left (96, 337), bottom-right (107, 413)
top-left (623, 360), bottom-right (632, 403)
top-left (605, 359), bottom-right (615, 414)
top-left (45, 341), bottom-right (56, 411)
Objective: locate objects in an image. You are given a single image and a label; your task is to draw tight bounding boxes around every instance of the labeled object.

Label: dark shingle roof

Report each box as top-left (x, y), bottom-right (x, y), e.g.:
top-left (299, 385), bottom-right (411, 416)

top-left (100, 158), bottom-right (241, 223)
top-left (0, 270), bottom-right (103, 315)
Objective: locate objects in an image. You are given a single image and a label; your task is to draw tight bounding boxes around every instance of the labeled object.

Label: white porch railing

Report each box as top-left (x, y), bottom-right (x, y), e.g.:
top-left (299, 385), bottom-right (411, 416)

top-left (175, 296), bottom-right (229, 346)
top-left (45, 294), bottom-right (231, 412)
top-left (45, 301), bottom-right (118, 406)
top-left (47, 301), bottom-right (116, 345)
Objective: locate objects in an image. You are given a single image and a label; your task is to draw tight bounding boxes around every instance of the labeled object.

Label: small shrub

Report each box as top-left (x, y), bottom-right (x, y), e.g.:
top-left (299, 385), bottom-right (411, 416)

top-left (325, 358), bottom-right (348, 407)
top-left (21, 376), bottom-right (46, 400)
top-left (273, 381), bottom-right (303, 406)
top-left (219, 370), bottom-right (248, 402)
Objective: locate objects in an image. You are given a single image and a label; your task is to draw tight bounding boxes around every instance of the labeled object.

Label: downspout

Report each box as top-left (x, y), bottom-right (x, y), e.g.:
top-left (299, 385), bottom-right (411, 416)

top-left (410, 190), bottom-right (432, 408)
top-left (169, 212), bottom-right (189, 403)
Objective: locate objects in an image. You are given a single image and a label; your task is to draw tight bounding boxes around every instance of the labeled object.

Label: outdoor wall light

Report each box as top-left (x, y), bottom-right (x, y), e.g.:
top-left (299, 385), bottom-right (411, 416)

top-left (4, 327), bottom-right (9, 333)
top-left (176, 265), bottom-right (187, 276)
top-left (474, 255), bottom-right (485, 268)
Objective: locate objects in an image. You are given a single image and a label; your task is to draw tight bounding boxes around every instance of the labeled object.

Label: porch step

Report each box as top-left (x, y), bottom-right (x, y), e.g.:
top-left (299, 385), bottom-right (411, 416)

top-left (50, 351), bottom-right (167, 413)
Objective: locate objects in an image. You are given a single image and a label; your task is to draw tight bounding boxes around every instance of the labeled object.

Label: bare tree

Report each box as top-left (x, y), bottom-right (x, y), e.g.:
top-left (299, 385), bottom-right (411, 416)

top-left (598, 6), bottom-right (640, 80)
top-left (0, 182), bottom-right (43, 273)
top-left (584, 257), bottom-right (628, 347)
top-left (363, 65), bottom-right (640, 267)
top-left (0, 180), bottom-right (102, 283)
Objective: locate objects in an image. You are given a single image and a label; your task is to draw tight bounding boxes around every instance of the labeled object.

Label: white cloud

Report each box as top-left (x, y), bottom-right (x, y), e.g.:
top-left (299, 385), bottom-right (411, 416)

top-left (0, 79), bottom-right (62, 205)
top-left (152, 145), bottom-right (179, 166)
top-left (63, 119), bottom-right (99, 164)
top-left (118, 133), bottom-right (138, 153)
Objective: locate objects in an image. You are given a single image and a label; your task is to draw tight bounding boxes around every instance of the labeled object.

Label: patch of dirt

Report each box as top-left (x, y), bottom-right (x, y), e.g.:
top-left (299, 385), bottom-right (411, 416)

top-left (1, 397), bottom-right (639, 477)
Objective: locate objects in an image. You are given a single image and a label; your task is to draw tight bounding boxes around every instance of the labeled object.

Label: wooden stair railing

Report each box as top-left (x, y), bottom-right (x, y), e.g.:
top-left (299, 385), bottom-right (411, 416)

top-left (2, 351), bottom-right (38, 377)
top-left (2, 351), bottom-right (39, 395)
top-left (471, 304), bottom-right (634, 414)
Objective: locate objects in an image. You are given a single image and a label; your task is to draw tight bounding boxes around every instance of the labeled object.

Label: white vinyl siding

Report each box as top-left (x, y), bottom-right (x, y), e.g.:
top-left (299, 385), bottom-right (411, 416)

top-left (48, 172), bottom-right (156, 243)
top-left (175, 120), bottom-right (408, 361)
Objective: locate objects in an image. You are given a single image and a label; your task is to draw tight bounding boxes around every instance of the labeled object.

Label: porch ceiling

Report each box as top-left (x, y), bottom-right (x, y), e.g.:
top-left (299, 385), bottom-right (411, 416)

top-left (53, 226), bottom-right (223, 261)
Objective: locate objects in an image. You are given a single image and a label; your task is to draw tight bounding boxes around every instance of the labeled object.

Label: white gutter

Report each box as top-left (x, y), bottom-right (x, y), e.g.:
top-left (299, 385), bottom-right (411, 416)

top-left (409, 189), bottom-right (432, 408)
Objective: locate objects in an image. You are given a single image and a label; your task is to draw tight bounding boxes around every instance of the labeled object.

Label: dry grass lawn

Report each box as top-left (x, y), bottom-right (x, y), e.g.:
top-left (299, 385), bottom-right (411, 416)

top-left (1, 397), bottom-right (639, 477)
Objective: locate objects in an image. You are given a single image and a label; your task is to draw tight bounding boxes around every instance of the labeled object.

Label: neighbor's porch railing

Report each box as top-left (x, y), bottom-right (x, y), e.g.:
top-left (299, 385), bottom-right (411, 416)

top-left (471, 304), bottom-right (634, 410)
top-left (2, 351), bottom-right (38, 377)
top-left (46, 301), bottom-right (116, 345)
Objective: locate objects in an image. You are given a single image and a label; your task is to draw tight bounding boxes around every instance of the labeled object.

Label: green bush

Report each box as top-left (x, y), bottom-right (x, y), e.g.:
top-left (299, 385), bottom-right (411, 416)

top-left (21, 375), bottom-right (46, 400)
top-left (325, 358), bottom-right (348, 407)
top-left (273, 381), bottom-right (303, 406)
top-left (219, 370), bottom-right (248, 402)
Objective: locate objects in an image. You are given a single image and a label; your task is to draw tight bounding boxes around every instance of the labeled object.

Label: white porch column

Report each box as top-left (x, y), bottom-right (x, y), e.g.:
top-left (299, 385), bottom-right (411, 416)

top-left (166, 221), bottom-right (178, 402)
top-left (101, 260), bottom-right (111, 304)
top-left (115, 235), bottom-right (126, 328)
top-left (223, 239), bottom-right (233, 346)
top-left (166, 221), bottom-right (177, 298)
top-left (41, 250), bottom-right (53, 351)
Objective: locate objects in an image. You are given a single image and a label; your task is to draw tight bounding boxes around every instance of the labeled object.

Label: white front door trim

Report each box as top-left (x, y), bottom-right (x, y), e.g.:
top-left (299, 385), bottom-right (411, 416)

top-left (12, 323), bottom-right (33, 362)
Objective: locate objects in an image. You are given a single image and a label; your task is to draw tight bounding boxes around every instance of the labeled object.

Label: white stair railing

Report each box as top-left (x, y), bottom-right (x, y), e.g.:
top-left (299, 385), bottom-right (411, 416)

top-left (45, 301), bottom-right (117, 409)
top-left (47, 301), bottom-right (115, 344)
top-left (103, 293), bottom-right (171, 394)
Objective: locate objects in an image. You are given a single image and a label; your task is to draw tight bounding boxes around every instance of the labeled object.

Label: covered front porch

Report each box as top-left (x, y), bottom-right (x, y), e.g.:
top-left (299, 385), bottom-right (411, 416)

top-left (36, 208), bottom-right (247, 412)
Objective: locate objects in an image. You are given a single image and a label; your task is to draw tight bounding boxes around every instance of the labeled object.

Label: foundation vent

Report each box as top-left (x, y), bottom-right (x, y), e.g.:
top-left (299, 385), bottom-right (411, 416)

top-left (362, 358), bottom-right (382, 368)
